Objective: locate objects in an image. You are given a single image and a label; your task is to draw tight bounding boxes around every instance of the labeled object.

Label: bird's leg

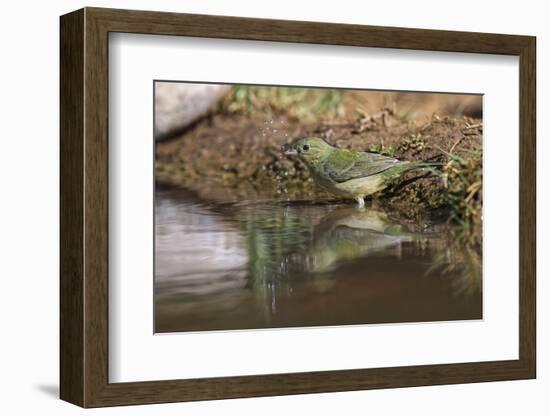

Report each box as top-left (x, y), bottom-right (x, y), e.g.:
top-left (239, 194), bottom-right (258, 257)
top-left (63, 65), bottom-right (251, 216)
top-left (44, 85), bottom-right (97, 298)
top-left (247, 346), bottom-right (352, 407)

top-left (355, 196), bottom-right (365, 208)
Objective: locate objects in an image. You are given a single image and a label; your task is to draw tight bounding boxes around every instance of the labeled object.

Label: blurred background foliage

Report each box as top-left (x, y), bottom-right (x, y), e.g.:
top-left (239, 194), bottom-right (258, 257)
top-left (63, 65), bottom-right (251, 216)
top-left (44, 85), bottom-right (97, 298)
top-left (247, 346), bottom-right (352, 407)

top-left (221, 86), bottom-right (346, 120)
top-left (219, 85), bottom-right (482, 122)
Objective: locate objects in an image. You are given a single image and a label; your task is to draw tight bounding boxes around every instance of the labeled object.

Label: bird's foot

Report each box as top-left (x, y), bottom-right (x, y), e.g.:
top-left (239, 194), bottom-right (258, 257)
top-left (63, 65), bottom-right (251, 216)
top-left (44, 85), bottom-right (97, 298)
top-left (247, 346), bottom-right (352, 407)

top-left (355, 197), bottom-right (365, 209)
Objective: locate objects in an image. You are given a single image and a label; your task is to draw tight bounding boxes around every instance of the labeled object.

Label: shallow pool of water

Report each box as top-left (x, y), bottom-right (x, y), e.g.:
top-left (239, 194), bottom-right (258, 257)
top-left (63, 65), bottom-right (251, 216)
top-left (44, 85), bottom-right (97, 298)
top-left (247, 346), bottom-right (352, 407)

top-left (155, 187), bottom-right (481, 333)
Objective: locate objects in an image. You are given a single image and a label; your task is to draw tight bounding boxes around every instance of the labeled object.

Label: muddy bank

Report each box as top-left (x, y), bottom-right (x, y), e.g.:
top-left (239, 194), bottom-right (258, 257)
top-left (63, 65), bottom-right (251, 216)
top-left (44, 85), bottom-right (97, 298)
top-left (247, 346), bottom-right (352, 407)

top-left (155, 108), bottom-right (482, 236)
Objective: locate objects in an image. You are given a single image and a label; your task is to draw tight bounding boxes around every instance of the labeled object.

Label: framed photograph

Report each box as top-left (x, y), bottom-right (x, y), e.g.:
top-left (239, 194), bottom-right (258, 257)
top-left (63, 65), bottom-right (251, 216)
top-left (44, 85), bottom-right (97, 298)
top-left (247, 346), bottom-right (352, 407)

top-left (60, 7), bottom-right (536, 408)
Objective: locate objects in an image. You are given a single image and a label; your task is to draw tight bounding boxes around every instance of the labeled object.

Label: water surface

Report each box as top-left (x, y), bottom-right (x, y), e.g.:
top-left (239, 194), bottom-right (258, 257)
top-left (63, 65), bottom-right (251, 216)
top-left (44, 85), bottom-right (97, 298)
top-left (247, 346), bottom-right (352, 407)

top-left (155, 188), bottom-right (481, 333)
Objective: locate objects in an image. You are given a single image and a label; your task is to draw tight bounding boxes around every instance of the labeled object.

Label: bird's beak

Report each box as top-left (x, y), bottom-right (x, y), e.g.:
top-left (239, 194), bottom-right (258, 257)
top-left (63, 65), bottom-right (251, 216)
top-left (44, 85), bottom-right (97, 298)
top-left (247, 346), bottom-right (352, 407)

top-left (283, 146), bottom-right (298, 156)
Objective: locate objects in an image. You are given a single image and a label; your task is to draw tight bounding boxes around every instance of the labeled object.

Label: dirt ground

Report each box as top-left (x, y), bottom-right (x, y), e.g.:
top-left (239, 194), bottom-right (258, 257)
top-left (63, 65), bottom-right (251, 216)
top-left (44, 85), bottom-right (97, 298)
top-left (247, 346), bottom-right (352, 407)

top-left (156, 106), bottom-right (482, 240)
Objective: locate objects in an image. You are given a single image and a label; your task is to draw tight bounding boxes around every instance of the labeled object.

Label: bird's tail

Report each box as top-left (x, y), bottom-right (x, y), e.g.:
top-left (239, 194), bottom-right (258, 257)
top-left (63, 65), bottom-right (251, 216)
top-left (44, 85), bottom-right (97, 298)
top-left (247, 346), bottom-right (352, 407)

top-left (400, 160), bottom-right (442, 174)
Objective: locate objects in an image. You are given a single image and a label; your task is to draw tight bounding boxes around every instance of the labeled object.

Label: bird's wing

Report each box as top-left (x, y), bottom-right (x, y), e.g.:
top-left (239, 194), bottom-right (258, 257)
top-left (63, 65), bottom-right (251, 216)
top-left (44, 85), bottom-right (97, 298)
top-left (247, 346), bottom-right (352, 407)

top-left (323, 149), bottom-right (401, 183)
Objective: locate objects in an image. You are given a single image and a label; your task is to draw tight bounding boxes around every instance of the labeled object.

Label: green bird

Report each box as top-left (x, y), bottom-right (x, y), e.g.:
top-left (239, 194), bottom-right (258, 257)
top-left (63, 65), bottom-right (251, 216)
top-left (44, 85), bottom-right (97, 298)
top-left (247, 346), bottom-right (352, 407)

top-left (284, 137), bottom-right (438, 208)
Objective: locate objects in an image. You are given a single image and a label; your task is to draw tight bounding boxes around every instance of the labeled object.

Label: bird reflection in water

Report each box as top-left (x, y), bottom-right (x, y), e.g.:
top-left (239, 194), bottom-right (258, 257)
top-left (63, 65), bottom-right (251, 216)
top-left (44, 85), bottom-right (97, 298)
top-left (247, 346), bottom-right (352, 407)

top-left (155, 189), bottom-right (482, 333)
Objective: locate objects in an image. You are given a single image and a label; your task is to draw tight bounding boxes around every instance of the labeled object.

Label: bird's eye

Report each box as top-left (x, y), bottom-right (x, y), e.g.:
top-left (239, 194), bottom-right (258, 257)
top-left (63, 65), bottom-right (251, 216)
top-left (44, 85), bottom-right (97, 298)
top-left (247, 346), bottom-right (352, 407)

top-left (302, 144), bottom-right (310, 152)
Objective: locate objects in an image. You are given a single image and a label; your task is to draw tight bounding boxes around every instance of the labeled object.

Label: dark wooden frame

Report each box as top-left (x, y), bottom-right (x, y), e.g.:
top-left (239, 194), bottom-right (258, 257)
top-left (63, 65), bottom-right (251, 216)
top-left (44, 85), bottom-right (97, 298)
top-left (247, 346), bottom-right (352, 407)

top-left (60, 7), bottom-right (536, 408)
